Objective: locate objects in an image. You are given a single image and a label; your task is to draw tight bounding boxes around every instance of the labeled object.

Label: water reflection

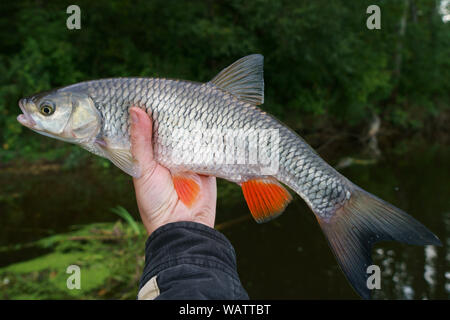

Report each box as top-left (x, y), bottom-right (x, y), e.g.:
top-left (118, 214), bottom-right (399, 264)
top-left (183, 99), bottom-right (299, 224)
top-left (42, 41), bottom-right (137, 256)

top-left (424, 246), bottom-right (437, 294)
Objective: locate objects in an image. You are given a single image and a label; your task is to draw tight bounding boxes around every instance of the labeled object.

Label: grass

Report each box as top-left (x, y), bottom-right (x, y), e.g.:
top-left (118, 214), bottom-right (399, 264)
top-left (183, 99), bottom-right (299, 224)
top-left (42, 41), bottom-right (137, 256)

top-left (0, 213), bottom-right (148, 299)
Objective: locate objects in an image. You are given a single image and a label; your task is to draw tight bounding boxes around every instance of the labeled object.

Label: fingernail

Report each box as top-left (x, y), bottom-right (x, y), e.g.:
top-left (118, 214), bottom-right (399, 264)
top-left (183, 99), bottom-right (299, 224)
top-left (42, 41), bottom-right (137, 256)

top-left (131, 110), bottom-right (139, 124)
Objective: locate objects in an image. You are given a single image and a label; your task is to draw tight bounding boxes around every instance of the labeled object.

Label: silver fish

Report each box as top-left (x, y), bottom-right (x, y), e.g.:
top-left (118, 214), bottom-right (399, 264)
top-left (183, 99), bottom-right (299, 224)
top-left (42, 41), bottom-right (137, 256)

top-left (17, 54), bottom-right (441, 298)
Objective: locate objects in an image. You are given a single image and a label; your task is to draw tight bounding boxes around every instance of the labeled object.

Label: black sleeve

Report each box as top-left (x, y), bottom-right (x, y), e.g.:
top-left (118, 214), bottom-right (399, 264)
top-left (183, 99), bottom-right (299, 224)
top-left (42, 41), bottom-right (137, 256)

top-left (138, 221), bottom-right (249, 300)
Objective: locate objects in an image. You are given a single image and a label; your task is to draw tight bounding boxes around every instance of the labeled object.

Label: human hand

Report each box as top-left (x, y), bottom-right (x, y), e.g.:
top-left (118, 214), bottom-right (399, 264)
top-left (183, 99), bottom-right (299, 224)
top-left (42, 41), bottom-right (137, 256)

top-left (129, 107), bottom-right (217, 235)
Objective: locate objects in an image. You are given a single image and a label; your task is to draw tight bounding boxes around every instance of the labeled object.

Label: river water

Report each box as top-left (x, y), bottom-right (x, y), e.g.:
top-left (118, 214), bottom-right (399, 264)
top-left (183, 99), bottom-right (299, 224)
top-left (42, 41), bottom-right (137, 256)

top-left (0, 141), bottom-right (448, 299)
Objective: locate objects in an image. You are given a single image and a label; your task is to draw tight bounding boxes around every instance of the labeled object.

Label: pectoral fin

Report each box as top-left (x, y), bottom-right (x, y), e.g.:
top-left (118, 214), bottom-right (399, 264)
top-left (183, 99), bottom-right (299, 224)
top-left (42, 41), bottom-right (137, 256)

top-left (241, 177), bottom-right (292, 223)
top-left (95, 138), bottom-right (140, 178)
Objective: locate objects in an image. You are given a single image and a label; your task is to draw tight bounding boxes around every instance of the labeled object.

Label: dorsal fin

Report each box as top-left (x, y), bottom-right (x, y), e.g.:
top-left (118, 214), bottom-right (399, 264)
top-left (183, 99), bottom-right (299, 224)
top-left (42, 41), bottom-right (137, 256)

top-left (209, 54), bottom-right (264, 105)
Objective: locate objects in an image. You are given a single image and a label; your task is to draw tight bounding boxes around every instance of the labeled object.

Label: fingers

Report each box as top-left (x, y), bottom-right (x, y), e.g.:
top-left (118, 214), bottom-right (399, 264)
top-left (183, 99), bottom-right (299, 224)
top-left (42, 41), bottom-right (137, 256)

top-left (130, 107), bottom-right (156, 176)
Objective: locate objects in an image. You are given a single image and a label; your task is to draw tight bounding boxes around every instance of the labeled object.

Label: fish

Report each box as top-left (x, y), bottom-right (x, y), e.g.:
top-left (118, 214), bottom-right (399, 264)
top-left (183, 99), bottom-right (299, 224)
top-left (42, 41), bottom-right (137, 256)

top-left (17, 54), bottom-right (441, 299)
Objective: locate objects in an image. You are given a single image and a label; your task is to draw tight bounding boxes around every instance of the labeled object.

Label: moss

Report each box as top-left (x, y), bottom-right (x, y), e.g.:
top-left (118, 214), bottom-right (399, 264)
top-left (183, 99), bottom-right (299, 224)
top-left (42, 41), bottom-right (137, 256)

top-left (3, 252), bottom-right (86, 273)
top-left (0, 221), bottom-right (146, 299)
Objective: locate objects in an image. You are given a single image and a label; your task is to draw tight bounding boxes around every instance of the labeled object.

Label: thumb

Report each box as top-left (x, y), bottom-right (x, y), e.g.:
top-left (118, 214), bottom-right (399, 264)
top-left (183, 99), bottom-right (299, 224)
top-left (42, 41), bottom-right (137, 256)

top-left (130, 107), bottom-right (155, 175)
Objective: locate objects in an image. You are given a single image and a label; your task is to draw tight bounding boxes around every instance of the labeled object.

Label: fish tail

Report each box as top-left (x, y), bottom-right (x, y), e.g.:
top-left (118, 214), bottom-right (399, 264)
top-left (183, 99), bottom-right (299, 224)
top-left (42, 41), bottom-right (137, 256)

top-left (315, 184), bottom-right (441, 299)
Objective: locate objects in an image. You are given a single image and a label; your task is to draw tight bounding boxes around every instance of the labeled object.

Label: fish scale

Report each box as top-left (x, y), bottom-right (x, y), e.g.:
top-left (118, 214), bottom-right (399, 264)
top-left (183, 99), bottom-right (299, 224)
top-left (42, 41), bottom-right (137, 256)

top-left (18, 54), bottom-right (441, 299)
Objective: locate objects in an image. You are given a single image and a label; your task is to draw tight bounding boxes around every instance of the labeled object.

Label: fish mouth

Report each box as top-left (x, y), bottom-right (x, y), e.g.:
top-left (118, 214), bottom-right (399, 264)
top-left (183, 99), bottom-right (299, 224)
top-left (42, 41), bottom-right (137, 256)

top-left (17, 98), bottom-right (36, 129)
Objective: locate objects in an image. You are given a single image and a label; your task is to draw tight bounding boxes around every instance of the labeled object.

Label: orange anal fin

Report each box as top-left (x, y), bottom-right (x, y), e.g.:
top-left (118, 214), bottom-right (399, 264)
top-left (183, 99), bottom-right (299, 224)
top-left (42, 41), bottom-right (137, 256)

top-left (172, 172), bottom-right (201, 208)
top-left (241, 178), bottom-right (292, 223)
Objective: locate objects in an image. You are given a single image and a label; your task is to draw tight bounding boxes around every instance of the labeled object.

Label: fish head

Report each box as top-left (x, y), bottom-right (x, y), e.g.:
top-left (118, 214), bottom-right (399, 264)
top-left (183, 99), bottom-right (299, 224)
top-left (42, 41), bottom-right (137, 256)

top-left (17, 90), bottom-right (101, 144)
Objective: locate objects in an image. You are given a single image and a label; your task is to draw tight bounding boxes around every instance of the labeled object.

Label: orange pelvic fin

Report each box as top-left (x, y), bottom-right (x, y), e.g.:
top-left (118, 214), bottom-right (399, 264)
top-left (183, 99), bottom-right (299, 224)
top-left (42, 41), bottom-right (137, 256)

top-left (172, 172), bottom-right (201, 208)
top-left (241, 177), bottom-right (292, 223)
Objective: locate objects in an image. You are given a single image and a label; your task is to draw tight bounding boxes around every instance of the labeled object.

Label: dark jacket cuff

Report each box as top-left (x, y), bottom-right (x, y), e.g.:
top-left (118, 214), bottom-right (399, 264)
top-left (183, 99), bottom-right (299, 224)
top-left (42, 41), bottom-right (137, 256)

top-left (139, 221), bottom-right (249, 300)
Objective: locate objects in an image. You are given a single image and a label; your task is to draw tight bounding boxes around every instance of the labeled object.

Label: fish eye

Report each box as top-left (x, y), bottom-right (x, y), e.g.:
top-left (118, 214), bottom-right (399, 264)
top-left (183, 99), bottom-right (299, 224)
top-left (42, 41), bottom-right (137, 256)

top-left (40, 103), bottom-right (55, 116)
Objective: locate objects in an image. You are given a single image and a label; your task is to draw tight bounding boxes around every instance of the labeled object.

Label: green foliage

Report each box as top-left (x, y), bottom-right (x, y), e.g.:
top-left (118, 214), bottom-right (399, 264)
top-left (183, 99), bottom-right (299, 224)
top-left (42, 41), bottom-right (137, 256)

top-left (0, 221), bottom-right (147, 299)
top-left (0, 0), bottom-right (448, 165)
top-left (110, 206), bottom-right (141, 235)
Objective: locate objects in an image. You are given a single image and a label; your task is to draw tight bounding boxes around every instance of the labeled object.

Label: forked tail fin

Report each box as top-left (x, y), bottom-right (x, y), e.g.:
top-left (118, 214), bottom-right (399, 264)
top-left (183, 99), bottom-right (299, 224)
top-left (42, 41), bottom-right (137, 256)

top-left (316, 185), bottom-right (441, 299)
